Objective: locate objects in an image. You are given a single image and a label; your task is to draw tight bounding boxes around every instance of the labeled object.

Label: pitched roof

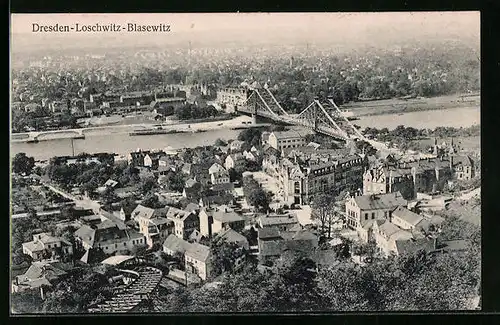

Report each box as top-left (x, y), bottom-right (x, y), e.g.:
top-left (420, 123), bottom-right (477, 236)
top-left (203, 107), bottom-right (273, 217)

top-left (22, 241), bottom-right (45, 252)
top-left (185, 243), bottom-right (211, 262)
top-left (392, 206), bottom-right (424, 226)
top-left (259, 214), bottom-right (298, 227)
top-left (395, 237), bottom-right (435, 255)
top-left (166, 207), bottom-right (194, 221)
top-left (185, 179), bottom-right (199, 188)
top-left (353, 192), bottom-right (407, 210)
top-left (74, 225), bottom-right (96, 247)
top-left (452, 155), bottom-right (473, 168)
top-left (218, 228), bottom-right (249, 247)
top-left (258, 227), bottom-right (282, 240)
top-left (131, 205), bottom-right (167, 220)
top-left (212, 170), bottom-right (229, 178)
top-left (163, 234), bottom-right (190, 254)
top-left (292, 229), bottom-right (318, 241)
top-left (212, 209), bottom-right (245, 223)
top-left (378, 221), bottom-right (403, 238)
top-left (209, 163), bottom-right (226, 174)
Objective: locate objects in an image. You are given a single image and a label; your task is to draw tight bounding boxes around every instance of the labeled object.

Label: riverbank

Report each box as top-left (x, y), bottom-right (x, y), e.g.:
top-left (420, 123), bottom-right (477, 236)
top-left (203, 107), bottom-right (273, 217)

top-left (343, 93), bottom-right (480, 117)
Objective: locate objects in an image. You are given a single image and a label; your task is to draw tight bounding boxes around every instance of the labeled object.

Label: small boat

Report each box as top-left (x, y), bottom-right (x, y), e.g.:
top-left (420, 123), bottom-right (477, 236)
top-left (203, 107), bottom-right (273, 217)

top-left (26, 139), bottom-right (39, 144)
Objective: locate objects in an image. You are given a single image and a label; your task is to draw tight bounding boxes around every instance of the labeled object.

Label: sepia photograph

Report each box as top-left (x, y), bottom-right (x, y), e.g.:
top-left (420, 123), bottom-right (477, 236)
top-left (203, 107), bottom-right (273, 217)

top-left (10, 12), bottom-right (481, 314)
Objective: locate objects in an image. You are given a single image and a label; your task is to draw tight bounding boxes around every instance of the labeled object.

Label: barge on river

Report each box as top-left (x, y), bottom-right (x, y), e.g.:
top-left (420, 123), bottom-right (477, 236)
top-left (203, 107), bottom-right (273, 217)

top-left (129, 128), bottom-right (184, 136)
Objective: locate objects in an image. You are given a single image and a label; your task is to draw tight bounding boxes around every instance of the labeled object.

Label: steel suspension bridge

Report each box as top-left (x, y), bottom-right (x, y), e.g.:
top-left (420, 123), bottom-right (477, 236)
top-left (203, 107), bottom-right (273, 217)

top-left (236, 86), bottom-right (394, 153)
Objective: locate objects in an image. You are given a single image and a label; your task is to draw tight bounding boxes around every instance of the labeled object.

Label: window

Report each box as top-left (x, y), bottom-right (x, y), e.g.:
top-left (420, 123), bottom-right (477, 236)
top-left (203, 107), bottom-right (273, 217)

top-left (124, 243), bottom-right (126, 247)
top-left (364, 213), bottom-right (368, 220)
top-left (372, 212), bottom-right (375, 220)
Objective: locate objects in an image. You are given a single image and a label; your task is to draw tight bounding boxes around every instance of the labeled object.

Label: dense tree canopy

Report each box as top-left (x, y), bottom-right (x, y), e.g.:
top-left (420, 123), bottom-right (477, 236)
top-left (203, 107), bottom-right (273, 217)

top-left (242, 175), bottom-right (273, 212)
top-left (12, 153), bottom-right (35, 175)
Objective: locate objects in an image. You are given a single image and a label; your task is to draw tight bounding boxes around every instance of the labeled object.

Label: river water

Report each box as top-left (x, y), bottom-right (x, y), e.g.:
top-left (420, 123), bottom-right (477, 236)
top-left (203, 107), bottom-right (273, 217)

top-left (11, 107), bottom-right (480, 161)
top-left (11, 128), bottom-right (242, 161)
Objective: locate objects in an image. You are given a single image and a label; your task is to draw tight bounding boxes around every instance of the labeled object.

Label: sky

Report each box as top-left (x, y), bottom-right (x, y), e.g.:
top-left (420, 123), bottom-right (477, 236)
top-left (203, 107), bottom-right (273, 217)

top-left (10, 12), bottom-right (480, 52)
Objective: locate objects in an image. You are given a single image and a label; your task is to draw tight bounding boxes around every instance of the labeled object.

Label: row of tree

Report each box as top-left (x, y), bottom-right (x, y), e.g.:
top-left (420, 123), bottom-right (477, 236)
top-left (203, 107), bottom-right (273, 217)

top-left (173, 103), bottom-right (221, 120)
top-left (242, 175), bottom-right (273, 212)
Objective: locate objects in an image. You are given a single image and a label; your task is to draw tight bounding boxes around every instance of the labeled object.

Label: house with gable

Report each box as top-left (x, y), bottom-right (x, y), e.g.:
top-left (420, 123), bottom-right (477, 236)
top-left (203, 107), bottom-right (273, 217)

top-left (131, 205), bottom-right (167, 223)
top-left (144, 151), bottom-right (166, 169)
top-left (208, 163), bottom-right (226, 175)
top-left (135, 208), bottom-right (173, 248)
top-left (199, 205), bottom-right (245, 237)
top-left (217, 228), bottom-right (249, 250)
top-left (162, 235), bottom-right (212, 281)
top-left (127, 150), bottom-right (150, 167)
top-left (12, 261), bottom-right (69, 293)
top-left (345, 191), bottom-right (408, 230)
top-left (185, 242), bottom-right (212, 281)
top-left (257, 213), bottom-right (300, 232)
top-left (22, 232), bottom-right (73, 261)
top-left (257, 227), bottom-right (318, 264)
top-left (74, 220), bottom-right (145, 260)
top-left (229, 140), bottom-right (245, 152)
top-left (243, 147), bottom-right (261, 161)
top-left (451, 155), bottom-right (475, 180)
top-left (166, 206), bottom-right (200, 240)
top-left (225, 153), bottom-right (245, 170)
top-left (371, 219), bottom-right (414, 256)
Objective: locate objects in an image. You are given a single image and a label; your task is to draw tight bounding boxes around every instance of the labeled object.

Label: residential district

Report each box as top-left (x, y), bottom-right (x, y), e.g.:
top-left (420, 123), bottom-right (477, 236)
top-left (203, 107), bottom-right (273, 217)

top-left (11, 120), bottom-right (481, 312)
top-left (10, 19), bottom-right (480, 311)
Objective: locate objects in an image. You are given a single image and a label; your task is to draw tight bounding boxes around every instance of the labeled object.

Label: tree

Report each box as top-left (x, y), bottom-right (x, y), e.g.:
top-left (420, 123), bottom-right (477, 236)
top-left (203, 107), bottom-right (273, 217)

top-left (311, 194), bottom-right (336, 238)
top-left (12, 153), bottom-right (35, 175)
top-left (238, 128), bottom-right (262, 147)
top-left (165, 172), bottom-right (186, 192)
top-left (214, 138), bottom-right (227, 147)
top-left (142, 193), bottom-right (163, 209)
top-left (139, 176), bottom-right (157, 194)
top-left (210, 238), bottom-right (246, 277)
top-left (38, 267), bottom-right (114, 313)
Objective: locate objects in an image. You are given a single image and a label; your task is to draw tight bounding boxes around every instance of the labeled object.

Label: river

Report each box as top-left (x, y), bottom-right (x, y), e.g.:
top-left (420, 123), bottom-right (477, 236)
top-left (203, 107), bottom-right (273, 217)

top-left (11, 106), bottom-right (480, 161)
top-left (11, 128), bottom-right (242, 161)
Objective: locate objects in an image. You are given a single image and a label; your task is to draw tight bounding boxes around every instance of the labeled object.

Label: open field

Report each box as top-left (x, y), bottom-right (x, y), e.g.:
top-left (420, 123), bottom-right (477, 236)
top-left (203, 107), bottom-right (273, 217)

top-left (342, 93), bottom-right (480, 117)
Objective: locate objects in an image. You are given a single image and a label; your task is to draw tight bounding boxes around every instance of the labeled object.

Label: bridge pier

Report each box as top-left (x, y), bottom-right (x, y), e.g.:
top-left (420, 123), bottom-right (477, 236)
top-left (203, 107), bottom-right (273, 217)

top-left (251, 113), bottom-right (257, 125)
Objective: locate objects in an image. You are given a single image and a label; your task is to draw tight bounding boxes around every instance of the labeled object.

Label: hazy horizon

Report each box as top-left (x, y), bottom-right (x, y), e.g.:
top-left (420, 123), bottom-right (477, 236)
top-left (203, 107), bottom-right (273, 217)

top-left (10, 12), bottom-right (480, 54)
